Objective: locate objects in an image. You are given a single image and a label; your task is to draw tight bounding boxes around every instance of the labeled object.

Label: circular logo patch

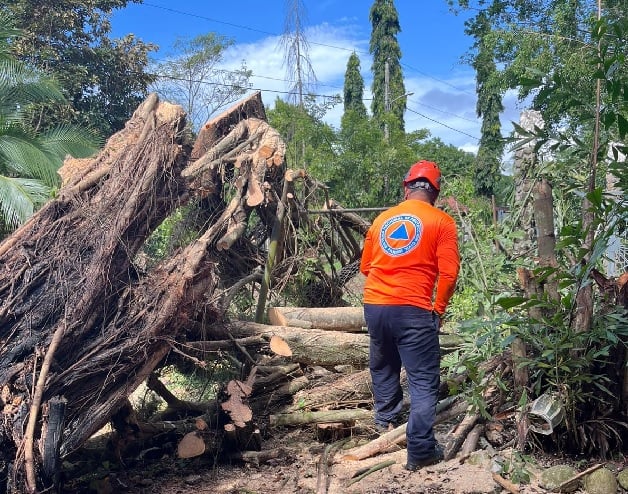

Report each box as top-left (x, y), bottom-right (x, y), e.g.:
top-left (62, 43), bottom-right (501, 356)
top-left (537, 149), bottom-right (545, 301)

top-left (379, 214), bottom-right (423, 257)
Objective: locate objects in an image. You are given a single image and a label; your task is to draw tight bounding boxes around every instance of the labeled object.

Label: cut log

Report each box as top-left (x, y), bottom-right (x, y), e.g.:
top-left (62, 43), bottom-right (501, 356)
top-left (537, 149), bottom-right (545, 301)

top-left (178, 431), bottom-right (207, 458)
top-left (341, 423), bottom-right (408, 461)
top-left (190, 91), bottom-right (267, 162)
top-left (339, 397), bottom-right (467, 462)
top-left (269, 409), bottom-right (371, 427)
top-left (270, 335), bottom-right (293, 356)
top-left (223, 321), bottom-right (463, 368)
top-left (226, 321), bottom-right (370, 367)
top-left (250, 375), bottom-right (310, 412)
top-left (286, 369), bottom-right (374, 412)
top-left (459, 423), bottom-right (484, 459)
top-left (443, 411), bottom-right (479, 460)
top-left (230, 448), bottom-right (289, 466)
top-left (316, 422), bottom-right (353, 442)
top-left (267, 307), bottom-right (366, 332)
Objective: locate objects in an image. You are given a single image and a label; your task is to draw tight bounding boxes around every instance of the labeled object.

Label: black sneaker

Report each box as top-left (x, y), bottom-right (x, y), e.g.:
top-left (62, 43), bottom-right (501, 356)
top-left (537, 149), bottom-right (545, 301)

top-left (404, 444), bottom-right (444, 471)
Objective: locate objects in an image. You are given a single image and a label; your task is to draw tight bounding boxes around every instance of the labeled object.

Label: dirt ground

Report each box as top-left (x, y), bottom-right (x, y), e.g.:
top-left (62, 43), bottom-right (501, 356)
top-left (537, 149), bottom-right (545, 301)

top-left (62, 422), bottom-right (583, 494)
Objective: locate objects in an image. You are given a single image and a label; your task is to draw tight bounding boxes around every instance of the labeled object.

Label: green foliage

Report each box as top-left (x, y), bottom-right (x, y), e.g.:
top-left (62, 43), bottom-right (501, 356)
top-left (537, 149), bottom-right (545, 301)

top-left (408, 136), bottom-right (476, 180)
top-left (454, 0), bottom-right (627, 136)
top-left (343, 52), bottom-right (368, 118)
top-left (0, 13), bottom-right (98, 236)
top-left (470, 10), bottom-right (506, 198)
top-left (369, 0), bottom-right (406, 131)
top-left (507, 84), bottom-right (625, 455)
top-left (266, 97), bottom-right (337, 171)
top-left (498, 450), bottom-right (534, 484)
top-left (4, 0), bottom-right (156, 138)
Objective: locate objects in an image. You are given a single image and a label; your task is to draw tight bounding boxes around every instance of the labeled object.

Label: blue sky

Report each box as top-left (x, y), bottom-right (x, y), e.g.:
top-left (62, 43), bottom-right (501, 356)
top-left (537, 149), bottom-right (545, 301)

top-left (110, 1), bottom-right (522, 153)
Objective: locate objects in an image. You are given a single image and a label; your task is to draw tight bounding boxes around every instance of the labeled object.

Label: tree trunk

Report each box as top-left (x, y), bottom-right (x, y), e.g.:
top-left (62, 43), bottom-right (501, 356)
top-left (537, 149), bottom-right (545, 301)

top-left (269, 409), bottom-right (371, 427)
top-left (222, 321), bottom-right (463, 368)
top-left (227, 321), bottom-right (370, 367)
top-left (267, 306), bottom-right (366, 331)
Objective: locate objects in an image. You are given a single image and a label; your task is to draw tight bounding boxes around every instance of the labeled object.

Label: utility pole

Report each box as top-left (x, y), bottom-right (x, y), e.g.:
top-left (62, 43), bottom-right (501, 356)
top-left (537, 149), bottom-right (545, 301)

top-left (384, 59), bottom-right (390, 141)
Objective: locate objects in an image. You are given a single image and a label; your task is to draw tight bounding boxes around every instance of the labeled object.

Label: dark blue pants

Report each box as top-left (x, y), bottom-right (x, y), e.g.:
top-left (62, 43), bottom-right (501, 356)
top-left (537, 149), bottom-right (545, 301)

top-left (364, 304), bottom-right (440, 462)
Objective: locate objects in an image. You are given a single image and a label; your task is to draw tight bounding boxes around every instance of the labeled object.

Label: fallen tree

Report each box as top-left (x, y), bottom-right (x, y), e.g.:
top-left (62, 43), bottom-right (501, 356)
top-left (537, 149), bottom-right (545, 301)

top-left (0, 91), bottom-right (297, 492)
top-left (267, 306), bottom-right (366, 331)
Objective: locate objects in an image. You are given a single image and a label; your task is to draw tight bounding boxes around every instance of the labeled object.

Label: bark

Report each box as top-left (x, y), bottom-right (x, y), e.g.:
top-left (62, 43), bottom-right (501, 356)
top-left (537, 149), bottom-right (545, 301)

top-left (267, 306), bottom-right (366, 332)
top-left (251, 375), bottom-right (310, 412)
top-left (269, 409), bottom-right (371, 427)
top-left (322, 200), bottom-right (371, 236)
top-left (230, 448), bottom-right (289, 465)
top-left (459, 423), bottom-right (484, 459)
top-left (255, 170), bottom-right (293, 322)
top-left (286, 369), bottom-right (374, 413)
top-left (340, 424), bottom-right (408, 461)
top-left (442, 411), bottom-right (479, 460)
top-left (0, 91), bottom-right (294, 491)
top-left (339, 397), bottom-right (467, 462)
top-left (225, 321), bottom-right (370, 367)
top-left (532, 178), bottom-right (559, 301)
top-left (0, 96), bottom-right (203, 490)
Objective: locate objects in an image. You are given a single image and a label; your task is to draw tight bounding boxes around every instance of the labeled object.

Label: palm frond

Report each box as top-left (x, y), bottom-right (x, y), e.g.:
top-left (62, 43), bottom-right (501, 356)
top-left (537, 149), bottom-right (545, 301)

top-left (0, 12), bottom-right (22, 55)
top-left (0, 126), bottom-right (60, 187)
top-left (0, 174), bottom-right (50, 229)
top-left (40, 125), bottom-right (100, 160)
top-left (0, 59), bottom-right (66, 112)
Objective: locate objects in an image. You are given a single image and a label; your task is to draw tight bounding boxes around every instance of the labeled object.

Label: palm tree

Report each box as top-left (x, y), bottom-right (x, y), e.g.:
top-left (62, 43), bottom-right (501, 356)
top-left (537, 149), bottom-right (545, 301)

top-left (0, 13), bottom-right (97, 238)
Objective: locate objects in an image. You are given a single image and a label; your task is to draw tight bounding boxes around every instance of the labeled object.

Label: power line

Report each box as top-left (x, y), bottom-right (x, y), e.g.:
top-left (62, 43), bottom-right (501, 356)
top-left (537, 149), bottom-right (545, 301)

top-left (406, 107), bottom-right (480, 141)
top-left (121, 3), bottom-right (481, 140)
top-left (400, 61), bottom-right (475, 97)
top-left (138, 2), bottom-right (473, 96)
top-left (412, 100), bottom-right (479, 124)
top-left (152, 72), bottom-right (478, 140)
top-left (143, 2), bottom-right (276, 38)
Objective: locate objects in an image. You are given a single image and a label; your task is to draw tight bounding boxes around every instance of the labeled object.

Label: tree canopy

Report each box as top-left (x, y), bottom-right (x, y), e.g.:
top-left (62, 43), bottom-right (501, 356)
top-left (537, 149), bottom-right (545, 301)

top-left (369, 0), bottom-right (406, 132)
top-left (343, 52), bottom-right (368, 119)
top-left (2, 0), bottom-right (156, 138)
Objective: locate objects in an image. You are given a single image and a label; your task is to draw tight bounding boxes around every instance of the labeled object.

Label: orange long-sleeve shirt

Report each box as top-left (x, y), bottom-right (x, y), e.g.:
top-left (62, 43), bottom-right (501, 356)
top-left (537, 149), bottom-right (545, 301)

top-left (360, 199), bottom-right (460, 315)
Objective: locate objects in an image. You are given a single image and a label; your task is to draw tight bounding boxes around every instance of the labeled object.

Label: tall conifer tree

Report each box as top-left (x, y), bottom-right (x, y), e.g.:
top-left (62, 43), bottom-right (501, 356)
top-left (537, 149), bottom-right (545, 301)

top-left (343, 52), bottom-right (367, 118)
top-left (470, 11), bottom-right (504, 198)
top-left (369, 0), bottom-right (406, 132)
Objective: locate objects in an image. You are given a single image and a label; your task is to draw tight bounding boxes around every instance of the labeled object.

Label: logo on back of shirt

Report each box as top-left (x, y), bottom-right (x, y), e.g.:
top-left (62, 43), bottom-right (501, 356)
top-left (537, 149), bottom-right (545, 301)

top-left (379, 214), bottom-right (423, 257)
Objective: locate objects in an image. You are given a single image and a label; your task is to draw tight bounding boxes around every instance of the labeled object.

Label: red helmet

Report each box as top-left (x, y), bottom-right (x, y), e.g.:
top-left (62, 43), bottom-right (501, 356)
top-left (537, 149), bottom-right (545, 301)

top-left (403, 160), bottom-right (442, 191)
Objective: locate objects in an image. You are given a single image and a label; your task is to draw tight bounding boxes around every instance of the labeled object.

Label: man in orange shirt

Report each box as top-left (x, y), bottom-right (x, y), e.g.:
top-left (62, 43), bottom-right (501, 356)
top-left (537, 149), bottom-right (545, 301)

top-left (360, 160), bottom-right (460, 471)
